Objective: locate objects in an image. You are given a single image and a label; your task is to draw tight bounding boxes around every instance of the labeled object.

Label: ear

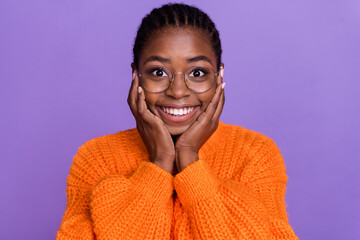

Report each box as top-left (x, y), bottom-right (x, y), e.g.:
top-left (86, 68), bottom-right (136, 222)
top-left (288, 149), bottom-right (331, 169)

top-left (217, 63), bottom-right (224, 84)
top-left (131, 62), bottom-right (136, 73)
top-left (220, 63), bottom-right (224, 78)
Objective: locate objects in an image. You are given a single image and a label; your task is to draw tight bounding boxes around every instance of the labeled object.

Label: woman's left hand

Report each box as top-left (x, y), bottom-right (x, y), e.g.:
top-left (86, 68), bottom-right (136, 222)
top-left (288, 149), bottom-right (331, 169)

top-left (175, 78), bottom-right (225, 172)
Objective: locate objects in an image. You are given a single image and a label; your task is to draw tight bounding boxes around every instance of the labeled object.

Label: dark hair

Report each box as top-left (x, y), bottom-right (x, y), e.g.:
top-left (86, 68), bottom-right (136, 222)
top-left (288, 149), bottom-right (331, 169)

top-left (133, 3), bottom-right (222, 70)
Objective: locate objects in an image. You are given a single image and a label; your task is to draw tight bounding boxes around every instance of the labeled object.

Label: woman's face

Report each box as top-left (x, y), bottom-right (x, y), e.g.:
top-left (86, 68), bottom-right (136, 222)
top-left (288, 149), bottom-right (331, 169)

top-left (133, 27), bottom-right (224, 136)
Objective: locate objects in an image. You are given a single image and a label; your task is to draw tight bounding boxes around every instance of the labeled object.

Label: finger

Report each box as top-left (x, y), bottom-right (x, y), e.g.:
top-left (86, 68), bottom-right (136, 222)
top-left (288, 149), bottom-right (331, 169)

top-left (128, 71), bottom-right (139, 102)
top-left (216, 66), bottom-right (224, 85)
top-left (205, 82), bottom-right (224, 116)
top-left (213, 87), bottom-right (225, 121)
top-left (136, 86), bottom-right (153, 122)
top-left (194, 82), bottom-right (224, 126)
top-left (128, 71), bottom-right (139, 115)
top-left (137, 86), bottom-right (145, 113)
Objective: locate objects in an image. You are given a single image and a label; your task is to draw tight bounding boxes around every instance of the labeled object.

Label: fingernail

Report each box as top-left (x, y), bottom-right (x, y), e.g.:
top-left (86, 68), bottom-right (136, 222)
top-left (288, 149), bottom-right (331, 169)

top-left (138, 86), bottom-right (142, 93)
top-left (222, 82), bottom-right (226, 89)
top-left (220, 69), bottom-right (224, 78)
top-left (132, 72), bottom-right (135, 80)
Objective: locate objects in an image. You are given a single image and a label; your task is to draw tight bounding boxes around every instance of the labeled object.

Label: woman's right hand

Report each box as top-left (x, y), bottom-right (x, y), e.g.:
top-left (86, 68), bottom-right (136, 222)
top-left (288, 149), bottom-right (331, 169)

top-left (127, 71), bottom-right (176, 174)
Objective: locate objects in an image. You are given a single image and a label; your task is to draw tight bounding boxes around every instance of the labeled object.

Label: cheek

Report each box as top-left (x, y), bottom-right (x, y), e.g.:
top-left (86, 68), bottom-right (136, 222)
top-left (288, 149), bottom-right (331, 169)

top-left (198, 89), bottom-right (216, 110)
top-left (144, 92), bottom-right (158, 106)
top-left (143, 92), bottom-right (160, 114)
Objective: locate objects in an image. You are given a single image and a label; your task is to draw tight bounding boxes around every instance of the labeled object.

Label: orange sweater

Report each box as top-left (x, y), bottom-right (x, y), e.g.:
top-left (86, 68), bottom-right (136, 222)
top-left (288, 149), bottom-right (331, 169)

top-left (57, 121), bottom-right (298, 239)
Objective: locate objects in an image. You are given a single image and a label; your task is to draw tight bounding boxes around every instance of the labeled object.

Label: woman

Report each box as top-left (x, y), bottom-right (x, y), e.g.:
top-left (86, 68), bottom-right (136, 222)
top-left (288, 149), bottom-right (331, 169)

top-left (57, 3), bottom-right (298, 239)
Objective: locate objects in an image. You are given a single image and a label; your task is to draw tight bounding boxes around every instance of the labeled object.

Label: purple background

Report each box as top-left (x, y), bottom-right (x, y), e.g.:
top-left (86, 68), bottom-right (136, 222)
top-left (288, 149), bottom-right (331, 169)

top-left (0, 0), bottom-right (359, 239)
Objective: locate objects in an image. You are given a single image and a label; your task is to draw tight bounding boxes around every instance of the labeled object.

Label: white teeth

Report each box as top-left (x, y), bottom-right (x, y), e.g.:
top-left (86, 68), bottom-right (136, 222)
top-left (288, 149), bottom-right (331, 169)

top-left (161, 106), bottom-right (195, 116)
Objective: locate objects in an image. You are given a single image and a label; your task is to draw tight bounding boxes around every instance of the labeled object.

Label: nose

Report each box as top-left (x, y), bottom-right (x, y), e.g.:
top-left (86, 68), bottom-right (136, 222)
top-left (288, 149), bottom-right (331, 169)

top-left (165, 73), bottom-right (191, 99)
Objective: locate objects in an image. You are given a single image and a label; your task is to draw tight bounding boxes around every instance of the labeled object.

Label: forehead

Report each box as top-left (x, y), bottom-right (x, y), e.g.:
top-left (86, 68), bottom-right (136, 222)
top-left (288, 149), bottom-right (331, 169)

top-left (139, 28), bottom-right (217, 68)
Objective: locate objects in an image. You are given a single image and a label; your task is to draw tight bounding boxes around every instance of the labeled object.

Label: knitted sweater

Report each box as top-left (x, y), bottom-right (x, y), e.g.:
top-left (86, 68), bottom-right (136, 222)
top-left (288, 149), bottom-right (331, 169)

top-left (57, 121), bottom-right (298, 239)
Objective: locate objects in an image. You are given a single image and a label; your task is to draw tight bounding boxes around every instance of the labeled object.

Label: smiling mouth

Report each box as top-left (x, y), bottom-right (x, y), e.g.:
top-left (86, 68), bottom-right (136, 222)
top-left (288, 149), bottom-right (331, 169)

top-left (159, 106), bottom-right (196, 116)
top-left (156, 105), bottom-right (200, 122)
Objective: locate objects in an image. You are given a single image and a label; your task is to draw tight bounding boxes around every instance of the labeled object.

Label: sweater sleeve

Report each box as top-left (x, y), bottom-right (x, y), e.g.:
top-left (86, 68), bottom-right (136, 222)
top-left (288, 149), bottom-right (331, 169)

top-left (57, 143), bottom-right (174, 240)
top-left (173, 138), bottom-right (298, 240)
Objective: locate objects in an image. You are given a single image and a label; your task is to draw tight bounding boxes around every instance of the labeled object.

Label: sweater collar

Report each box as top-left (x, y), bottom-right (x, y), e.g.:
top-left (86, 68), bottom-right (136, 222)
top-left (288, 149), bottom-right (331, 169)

top-left (133, 121), bottom-right (225, 161)
top-left (198, 121), bottom-right (225, 160)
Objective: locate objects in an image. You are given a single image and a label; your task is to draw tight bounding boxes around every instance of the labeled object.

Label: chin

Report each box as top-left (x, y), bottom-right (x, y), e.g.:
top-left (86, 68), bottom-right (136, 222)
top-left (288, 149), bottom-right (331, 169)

top-left (166, 124), bottom-right (191, 136)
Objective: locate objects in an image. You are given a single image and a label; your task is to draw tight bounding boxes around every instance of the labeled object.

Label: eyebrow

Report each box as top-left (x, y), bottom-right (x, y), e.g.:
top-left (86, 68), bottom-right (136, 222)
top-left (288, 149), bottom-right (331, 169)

top-left (143, 55), bottom-right (213, 65)
top-left (186, 55), bottom-right (212, 64)
top-left (144, 56), bottom-right (171, 64)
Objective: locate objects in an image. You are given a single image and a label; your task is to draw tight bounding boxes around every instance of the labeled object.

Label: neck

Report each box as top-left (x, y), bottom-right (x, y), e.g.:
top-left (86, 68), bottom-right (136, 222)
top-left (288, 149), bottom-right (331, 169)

top-left (171, 134), bottom-right (180, 144)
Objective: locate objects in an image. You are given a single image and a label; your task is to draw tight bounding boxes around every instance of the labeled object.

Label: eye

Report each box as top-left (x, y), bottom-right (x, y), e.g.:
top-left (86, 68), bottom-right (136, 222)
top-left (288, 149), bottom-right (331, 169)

top-left (151, 68), bottom-right (168, 77)
top-left (189, 69), bottom-right (207, 78)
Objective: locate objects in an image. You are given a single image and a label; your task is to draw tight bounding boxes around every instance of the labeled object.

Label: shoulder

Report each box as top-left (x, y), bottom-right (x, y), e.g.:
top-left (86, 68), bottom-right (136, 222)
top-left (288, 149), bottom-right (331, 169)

top-left (67, 128), bottom-right (147, 186)
top-left (80, 128), bottom-right (145, 156)
top-left (212, 122), bottom-right (285, 181)
top-left (77, 128), bottom-right (144, 162)
top-left (216, 121), bottom-right (279, 153)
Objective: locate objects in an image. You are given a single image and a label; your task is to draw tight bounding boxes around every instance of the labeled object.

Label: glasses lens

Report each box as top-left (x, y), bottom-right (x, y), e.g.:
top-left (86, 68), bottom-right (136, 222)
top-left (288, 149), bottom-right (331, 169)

top-left (140, 66), bottom-right (172, 93)
top-left (185, 66), bottom-right (216, 93)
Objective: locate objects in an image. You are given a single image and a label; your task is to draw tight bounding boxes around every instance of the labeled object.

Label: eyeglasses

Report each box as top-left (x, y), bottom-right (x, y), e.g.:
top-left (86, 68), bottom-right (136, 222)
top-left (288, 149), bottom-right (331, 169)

top-left (137, 65), bottom-right (219, 93)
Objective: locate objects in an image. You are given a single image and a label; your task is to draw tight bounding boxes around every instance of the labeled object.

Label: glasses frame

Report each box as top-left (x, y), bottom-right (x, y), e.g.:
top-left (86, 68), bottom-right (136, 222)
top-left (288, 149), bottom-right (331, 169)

top-left (137, 65), bottom-right (219, 94)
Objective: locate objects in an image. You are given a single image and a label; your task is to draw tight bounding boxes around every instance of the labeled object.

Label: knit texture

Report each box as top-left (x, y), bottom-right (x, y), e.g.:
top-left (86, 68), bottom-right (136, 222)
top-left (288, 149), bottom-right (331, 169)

top-left (57, 121), bottom-right (298, 239)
